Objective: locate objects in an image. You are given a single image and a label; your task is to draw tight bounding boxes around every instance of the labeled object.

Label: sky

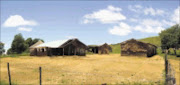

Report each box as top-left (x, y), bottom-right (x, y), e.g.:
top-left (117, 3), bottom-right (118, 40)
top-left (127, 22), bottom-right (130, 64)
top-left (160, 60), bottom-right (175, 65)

top-left (0, 1), bottom-right (179, 51)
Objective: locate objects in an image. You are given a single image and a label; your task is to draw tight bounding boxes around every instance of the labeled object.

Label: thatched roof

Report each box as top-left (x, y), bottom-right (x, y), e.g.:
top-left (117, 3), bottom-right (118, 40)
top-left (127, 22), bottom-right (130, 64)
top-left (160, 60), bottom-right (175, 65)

top-left (29, 40), bottom-right (44, 48)
top-left (121, 38), bottom-right (157, 52)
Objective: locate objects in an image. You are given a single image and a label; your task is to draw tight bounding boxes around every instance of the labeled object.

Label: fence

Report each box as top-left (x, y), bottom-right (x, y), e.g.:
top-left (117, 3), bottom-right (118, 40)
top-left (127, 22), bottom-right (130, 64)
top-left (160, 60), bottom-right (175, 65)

top-left (6, 55), bottom-right (175, 85)
top-left (7, 62), bottom-right (42, 85)
top-left (165, 53), bottom-right (176, 85)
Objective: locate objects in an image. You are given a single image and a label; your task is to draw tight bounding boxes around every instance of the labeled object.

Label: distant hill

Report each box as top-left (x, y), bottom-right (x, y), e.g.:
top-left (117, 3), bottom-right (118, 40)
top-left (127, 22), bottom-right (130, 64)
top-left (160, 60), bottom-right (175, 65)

top-left (139, 36), bottom-right (161, 47)
top-left (110, 36), bottom-right (161, 54)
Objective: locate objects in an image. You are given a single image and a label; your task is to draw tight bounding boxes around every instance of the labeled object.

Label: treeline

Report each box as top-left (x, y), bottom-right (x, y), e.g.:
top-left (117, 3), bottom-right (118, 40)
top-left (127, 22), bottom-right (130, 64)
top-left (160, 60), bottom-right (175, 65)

top-left (159, 24), bottom-right (180, 56)
top-left (7, 33), bottom-right (44, 54)
top-left (0, 42), bottom-right (5, 55)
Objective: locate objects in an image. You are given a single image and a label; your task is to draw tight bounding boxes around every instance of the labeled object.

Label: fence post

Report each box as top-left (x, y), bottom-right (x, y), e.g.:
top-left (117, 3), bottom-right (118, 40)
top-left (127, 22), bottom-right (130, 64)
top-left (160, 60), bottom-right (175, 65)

top-left (39, 67), bottom-right (42, 85)
top-left (7, 62), bottom-right (11, 85)
top-left (165, 51), bottom-right (169, 85)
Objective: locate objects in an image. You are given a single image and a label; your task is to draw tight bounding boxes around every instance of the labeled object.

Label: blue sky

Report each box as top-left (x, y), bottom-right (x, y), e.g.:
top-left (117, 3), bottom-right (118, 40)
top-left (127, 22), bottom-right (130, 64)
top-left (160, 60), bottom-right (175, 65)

top-left (1, 1), bottom-right (179, 51)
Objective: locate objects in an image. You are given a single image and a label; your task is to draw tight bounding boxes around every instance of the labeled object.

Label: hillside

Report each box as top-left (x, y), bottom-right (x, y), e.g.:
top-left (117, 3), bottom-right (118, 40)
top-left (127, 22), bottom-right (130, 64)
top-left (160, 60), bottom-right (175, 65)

top-left (110, 36), bottom-right (161, 54)
top-left (139, 36), bottom-right (161, 47)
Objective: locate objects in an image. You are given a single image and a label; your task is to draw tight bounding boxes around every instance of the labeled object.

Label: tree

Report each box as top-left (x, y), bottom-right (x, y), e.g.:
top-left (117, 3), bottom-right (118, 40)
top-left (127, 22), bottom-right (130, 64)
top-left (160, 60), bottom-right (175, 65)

top-left (7, 48), bottom-right (12, 55)
top-left (11, 33), bottom-right (27, 54)
top-left (32, 38), bottom-right (44, 45)
top-left (0, 42), bottom-right (5, 55)
top-left (25, 38), bottom-right (33, 47)
top-left (159, 24), bottom-right (180, 55)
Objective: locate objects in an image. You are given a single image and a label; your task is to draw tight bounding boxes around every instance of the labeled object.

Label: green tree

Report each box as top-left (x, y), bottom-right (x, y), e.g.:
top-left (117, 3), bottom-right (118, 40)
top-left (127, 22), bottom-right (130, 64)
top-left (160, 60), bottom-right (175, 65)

top-left (32, 38), bottom-right (44, 45)
top-left (0, 42), bottom-right (5, 55)
top-left (159, 24), bottom-right (180, 55)
top-left (25, 38), bottom-right (33, 47)
top-left (11, 33), bottom-right (27, 54)
top-left (7, 48), bottom-right (12, 55)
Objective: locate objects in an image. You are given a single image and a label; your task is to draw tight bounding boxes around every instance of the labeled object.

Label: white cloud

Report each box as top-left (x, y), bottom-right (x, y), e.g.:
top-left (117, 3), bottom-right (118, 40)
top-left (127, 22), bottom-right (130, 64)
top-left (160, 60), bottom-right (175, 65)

top-left (109, 22), bottom-right (131, 36)
top-left (141, 19), bottom-right (162, 26)
top-left (83, 5), bottom-right (126, 24)
top-left (3, 15), bottom-right (37, 27)
top-left (162, 20), bottom-right (175, 26)
top-left (17, 27), bottom-right (32, 32)
top-left (83, 19), bottom-right (93, 24)
top-left (128, 5), bottom-right (165, 16)
top-left (134, 25), bottom-right (164, 33)
top-left (129, 18), bottom-right (138, 22)
top-left (128, 5), bottom-right (142, 13)
top-left (107, 5), bottom-right (122, 11)
top-left (172, 6), bottom-right (180, 24)
top-left (66, 36), bottom-right (77, 39)
top-left (134, 19), bottom-right (164, 33)
top-left (135, 5), bottom-right (142, 9)
top-left (144, 7), bottom-right (164, 16)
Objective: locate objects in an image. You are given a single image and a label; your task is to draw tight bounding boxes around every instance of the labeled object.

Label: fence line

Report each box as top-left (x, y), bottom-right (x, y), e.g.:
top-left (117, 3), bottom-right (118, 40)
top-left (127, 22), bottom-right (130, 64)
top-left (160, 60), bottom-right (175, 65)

top-left (165, 53), bottom-right (176, 85)
top-left (6, 55), bottom-right (171, 85)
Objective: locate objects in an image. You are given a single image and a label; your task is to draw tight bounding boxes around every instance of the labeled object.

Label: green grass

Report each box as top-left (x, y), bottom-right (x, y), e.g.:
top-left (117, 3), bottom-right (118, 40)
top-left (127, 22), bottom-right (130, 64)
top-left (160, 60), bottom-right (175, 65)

top-left (139, 36), bottom-right (161, 47)
top-left (110, 43), bottom-right (121, 54)
top-left (0, 80), bottom-right (17, 85)
top-left (157, 47), bottom-right (180, 60)
top-left (110, 80), bottom-right (164, 85)
top-left (0, 52), bottom-right (29, 58)
top-left (0, 81), bottom-right (8, 85)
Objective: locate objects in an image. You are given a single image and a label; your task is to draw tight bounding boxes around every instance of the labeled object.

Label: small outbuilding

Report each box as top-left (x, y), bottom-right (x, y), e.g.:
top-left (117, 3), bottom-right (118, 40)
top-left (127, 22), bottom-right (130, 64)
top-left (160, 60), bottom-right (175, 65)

top-left (30, 38), bottom-right (87, 56)
top-left (121, 39), bottom-right (157, 57)
top-left (88, 43), bottom-right (112, 54)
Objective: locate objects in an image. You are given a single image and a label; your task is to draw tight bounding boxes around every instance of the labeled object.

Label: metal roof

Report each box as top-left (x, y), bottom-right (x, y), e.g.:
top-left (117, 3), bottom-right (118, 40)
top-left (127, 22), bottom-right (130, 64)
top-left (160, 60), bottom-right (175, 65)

top-left (35, 39), bottom-right (68, 48)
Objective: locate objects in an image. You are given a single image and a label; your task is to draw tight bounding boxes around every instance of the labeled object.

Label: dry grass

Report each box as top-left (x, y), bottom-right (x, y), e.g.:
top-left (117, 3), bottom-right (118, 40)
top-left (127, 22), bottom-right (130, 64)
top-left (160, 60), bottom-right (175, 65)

top-left (1, 54), bottom-right (164, 84)
top-left (169, 59), bottom-right (180, 85)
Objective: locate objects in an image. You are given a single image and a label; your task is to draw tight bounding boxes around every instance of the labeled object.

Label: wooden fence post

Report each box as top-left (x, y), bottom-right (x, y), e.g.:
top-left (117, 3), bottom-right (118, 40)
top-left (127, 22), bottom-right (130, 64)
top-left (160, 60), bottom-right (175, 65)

top-left (165, 51), bottom-right (168, 85)
top-left (7, 63), bottom-right (11, 85)
top-left (39, 67), bottom-right (42, 85)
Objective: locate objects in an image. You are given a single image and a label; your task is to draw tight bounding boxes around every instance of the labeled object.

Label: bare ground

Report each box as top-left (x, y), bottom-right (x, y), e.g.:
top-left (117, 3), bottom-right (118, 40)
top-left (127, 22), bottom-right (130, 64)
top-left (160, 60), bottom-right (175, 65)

top-left (0, 54), bottom-right (164, 84)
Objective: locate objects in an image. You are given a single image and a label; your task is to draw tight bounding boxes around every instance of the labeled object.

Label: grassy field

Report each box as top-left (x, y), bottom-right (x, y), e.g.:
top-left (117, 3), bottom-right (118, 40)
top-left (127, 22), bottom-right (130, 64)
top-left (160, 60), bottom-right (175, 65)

top-left (139, 36), bottom-right (161, 47)
top-left (110, 44), bottom-right (121, 54)
top-left (1, 54), bottom-right (165, 85)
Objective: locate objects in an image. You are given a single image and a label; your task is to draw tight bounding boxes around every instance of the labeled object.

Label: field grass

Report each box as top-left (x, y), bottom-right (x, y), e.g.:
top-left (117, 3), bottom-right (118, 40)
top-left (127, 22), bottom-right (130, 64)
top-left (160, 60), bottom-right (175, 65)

top-left (139, 36), bottom-right (161, 47)
top-left (157, 48), bottom-right (180, 85)
top-left (110, 44), bottom-right (121, 54)
top-left (0, 54), bottom-right (164, 85)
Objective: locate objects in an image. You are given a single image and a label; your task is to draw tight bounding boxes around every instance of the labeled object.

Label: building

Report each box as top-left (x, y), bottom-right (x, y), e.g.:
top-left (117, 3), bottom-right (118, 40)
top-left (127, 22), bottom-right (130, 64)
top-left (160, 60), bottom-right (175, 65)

top-left (29, 40), bottom-right (44, 56)
top-left (121, 39), bottom-right (157, 57)
top-left (88, 43), bottom-right (112, 54)
top-left (29, 39), bottom-right (87, 56)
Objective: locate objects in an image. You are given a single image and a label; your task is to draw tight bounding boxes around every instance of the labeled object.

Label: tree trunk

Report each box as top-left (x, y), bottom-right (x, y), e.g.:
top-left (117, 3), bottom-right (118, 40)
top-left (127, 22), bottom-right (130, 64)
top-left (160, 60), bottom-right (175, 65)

top-left (167, 49), bottom-right (170, 54)
top-left (162, 49), bottom-right (165, 53)
top-left (173, 48), bottom-right (176, 55)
